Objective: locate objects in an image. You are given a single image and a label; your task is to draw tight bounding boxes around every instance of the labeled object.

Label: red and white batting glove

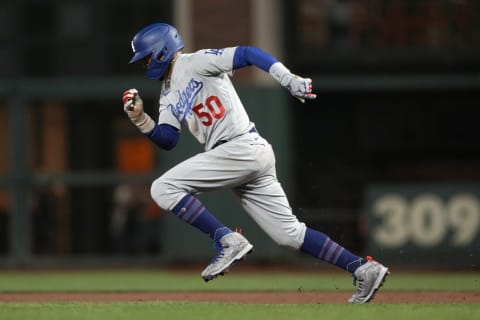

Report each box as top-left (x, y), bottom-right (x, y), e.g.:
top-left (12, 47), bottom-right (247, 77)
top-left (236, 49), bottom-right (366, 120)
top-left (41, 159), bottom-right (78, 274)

top-left (122, 88), bottom-right (155, 133)
top-left (122, 88), bottom-right (143, 115)
top-left (269, 62), bottom-right (317, 103)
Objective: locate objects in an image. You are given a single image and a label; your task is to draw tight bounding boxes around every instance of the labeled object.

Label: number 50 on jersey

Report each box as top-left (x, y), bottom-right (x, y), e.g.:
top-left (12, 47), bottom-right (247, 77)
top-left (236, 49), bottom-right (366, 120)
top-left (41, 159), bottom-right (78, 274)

top-left (192, 95), bottom-right (226, 126)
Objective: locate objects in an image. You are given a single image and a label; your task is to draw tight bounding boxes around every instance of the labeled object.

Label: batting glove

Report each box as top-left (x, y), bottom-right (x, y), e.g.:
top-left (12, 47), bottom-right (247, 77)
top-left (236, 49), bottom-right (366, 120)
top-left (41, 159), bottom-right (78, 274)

top-left (122, 88), bottom-right (143, 115)
top-left (122, 88), bottom-right (155, 133)
top-left (269, 62), bottom-right (317, 103)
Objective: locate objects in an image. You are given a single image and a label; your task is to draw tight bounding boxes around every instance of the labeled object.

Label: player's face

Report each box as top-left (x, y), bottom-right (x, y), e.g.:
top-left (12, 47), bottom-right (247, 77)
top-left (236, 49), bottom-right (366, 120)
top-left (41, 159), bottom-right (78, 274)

top-left (141, 54), bottom-right (152, 69)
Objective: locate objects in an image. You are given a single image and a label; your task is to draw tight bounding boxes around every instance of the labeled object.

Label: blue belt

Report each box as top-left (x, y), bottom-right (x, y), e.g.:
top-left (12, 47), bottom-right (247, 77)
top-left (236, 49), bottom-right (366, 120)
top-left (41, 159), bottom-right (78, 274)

top-left (212, 127), bottom-right (257, 149)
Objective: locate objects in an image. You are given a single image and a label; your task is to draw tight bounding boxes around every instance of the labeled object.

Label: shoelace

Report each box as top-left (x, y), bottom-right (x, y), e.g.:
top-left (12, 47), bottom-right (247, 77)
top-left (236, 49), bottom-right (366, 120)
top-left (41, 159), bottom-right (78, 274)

top-left (354, 278), bottom-right (365, 292)
top-left (213, 240), bottom-right (223, 251)
top-left (209, 241), bottom-right (226, 264)
top-left (352, 276), bottom-right (358, 286)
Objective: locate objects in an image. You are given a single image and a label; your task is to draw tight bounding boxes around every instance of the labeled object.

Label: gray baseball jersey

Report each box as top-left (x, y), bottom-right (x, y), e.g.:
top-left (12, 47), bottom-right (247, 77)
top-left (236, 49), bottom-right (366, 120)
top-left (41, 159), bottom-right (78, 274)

top-left (151, 47), bottom-right (307, 249)
top-left (157, 47), bottom-right (253, 150)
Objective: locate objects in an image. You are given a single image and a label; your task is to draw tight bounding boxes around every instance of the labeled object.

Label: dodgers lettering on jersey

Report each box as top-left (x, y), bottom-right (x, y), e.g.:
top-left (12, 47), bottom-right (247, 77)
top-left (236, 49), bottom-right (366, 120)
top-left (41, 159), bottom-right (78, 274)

top-left (166, 78), bottom-right (203, 122)
top-left (157, 47), bottom-right (253, 150)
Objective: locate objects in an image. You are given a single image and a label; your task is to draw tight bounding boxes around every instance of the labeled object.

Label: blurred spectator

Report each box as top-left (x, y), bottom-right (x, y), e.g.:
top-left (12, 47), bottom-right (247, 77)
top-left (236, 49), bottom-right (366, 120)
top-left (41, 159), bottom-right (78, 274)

top-left (327, 0), bottom-right (354, 48)
top-left (32, 187), bottom-right (57, 254)
top-left (110, 184), bottom-right (163, 255)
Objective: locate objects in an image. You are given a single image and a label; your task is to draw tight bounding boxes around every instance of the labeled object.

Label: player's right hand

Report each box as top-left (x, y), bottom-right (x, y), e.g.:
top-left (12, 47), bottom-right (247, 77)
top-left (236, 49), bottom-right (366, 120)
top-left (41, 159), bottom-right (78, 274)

top-left (122, 88), bottom-right (144, 118)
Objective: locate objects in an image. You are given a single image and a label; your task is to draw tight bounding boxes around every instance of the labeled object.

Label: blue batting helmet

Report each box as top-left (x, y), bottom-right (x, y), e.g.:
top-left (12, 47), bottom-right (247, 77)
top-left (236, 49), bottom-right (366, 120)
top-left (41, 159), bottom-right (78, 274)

top-left (129, 23), bottom-right (184, 80)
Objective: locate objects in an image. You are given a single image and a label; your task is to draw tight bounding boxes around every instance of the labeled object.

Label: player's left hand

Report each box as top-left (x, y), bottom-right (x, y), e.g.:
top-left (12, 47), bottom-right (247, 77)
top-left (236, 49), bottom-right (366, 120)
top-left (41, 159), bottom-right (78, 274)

top-left (286, 76), bottom-right (317, 103)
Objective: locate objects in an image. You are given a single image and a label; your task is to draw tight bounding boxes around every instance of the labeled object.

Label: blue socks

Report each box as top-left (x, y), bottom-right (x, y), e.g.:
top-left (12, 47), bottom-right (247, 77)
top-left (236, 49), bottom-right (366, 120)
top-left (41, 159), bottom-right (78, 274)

top-left (171, 194), bottom-right (232, 245)
top-left (172, 195), bottom-right (365, 272)
top-left (301, 228), bottom-right (365, 273)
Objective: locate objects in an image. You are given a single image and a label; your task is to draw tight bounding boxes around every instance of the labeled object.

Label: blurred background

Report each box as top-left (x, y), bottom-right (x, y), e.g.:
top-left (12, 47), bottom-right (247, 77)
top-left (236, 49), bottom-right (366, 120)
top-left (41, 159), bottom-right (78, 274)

top-left (0, 0), bottom-right (479, 269)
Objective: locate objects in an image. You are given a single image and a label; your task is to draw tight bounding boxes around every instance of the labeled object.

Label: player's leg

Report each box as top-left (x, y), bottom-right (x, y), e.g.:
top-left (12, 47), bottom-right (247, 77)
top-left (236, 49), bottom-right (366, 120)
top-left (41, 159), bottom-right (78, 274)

top-left (233, 170), bottom-right (388, 303)
top-left (233, 175), bottom-right (363, 269)
top-left (150, 139), bottom-right (265, 280)
top-left (168, 192), bottom-right (252, 281)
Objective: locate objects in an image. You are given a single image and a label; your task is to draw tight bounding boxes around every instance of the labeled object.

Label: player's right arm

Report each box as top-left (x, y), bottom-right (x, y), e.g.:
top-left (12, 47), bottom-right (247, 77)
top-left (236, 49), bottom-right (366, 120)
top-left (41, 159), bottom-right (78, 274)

top-left (122, 89), bottom-right (179, 150)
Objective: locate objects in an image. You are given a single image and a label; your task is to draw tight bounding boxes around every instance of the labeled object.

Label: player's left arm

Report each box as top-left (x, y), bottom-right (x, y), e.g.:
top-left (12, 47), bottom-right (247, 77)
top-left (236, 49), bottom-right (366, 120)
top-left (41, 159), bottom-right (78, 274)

top-left (122, 89), bottom-right (179, 150)
top-left (232, 46), bottom-right (316, 103)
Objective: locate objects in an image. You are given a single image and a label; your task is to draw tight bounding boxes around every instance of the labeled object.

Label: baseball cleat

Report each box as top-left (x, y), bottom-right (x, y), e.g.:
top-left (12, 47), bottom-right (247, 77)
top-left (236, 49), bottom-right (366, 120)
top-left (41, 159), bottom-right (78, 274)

top-left (349, 256), bottom-right (389, 304)
top-left (201, 232), bottom-right (253, 282)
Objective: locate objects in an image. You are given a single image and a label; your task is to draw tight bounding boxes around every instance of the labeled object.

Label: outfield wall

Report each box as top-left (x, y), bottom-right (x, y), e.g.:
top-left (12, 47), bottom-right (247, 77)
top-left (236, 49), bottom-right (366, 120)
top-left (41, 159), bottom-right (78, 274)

top-left (1, 76), bottom-right (480, 268)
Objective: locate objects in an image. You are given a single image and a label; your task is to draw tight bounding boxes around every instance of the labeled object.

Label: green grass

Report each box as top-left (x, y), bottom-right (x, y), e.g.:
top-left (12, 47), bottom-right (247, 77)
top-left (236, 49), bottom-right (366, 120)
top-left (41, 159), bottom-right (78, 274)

top-left (0, 270), bottom-right (478, 320)
top-left (0, 302), bottom-right (478, 320)
top-left (0, 270), bottom-right (478, 292)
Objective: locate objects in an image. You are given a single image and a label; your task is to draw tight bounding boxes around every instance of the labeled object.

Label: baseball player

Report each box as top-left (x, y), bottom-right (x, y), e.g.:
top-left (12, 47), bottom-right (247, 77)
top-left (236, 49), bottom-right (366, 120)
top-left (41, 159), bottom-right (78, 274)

top-left (122, 22), bottom-right (389, 303)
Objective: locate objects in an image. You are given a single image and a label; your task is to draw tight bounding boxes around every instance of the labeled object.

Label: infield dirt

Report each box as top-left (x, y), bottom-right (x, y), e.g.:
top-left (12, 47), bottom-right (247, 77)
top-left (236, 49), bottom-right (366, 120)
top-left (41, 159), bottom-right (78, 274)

top-left (0, 291), bottom-right (479, 304)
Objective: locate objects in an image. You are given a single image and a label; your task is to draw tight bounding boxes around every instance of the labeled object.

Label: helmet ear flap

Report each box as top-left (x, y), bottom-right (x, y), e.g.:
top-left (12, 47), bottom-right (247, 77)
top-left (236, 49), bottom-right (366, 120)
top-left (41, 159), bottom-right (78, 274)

top-left (151, 45), bottom-right (169, 62)
top-left (147, 47), bottom-right (171, 80)
top-left (156, 51), bottom-right (167, 62)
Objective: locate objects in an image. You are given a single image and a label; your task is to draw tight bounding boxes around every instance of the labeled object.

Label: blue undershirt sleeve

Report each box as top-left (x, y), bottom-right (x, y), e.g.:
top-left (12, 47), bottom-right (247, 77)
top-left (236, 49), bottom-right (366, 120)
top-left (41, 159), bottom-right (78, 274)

top-left (232, 46), bottom-right (278, 72)
top-left (145, 124), bottom-right (180, 150)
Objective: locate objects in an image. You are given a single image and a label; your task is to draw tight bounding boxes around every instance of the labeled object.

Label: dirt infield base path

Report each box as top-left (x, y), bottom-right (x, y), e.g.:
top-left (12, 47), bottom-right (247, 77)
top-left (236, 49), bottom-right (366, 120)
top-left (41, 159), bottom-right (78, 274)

top-left (1, 291), bottom-right (479, 304)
